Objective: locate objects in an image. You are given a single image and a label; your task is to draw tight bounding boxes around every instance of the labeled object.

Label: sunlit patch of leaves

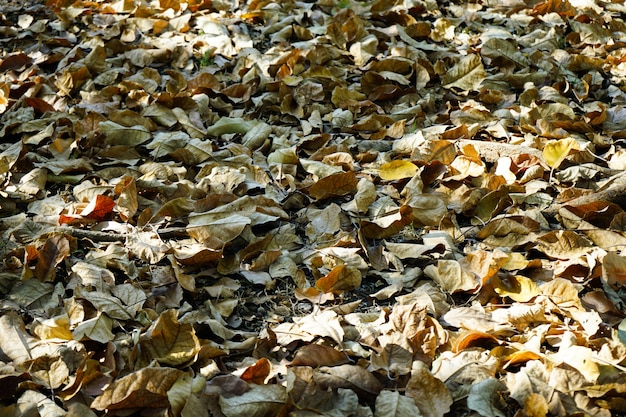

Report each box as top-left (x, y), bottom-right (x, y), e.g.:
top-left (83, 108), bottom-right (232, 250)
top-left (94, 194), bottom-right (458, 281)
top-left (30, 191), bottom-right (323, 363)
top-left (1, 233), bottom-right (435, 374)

top-left (2, 0), bottom-right (626, 416)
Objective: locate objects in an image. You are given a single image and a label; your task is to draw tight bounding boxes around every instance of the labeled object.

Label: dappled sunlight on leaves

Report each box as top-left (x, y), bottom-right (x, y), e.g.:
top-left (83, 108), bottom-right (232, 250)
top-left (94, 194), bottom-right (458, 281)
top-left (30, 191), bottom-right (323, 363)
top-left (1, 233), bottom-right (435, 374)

top-left (2, 0), bottom-right (626, 414)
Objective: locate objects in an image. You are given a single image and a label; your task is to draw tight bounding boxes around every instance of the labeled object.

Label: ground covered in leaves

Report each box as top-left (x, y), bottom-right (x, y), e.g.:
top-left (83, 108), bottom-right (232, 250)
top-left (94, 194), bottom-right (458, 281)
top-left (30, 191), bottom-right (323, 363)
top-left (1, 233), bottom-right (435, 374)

top-left (3, 0), bottom-right (626, 416)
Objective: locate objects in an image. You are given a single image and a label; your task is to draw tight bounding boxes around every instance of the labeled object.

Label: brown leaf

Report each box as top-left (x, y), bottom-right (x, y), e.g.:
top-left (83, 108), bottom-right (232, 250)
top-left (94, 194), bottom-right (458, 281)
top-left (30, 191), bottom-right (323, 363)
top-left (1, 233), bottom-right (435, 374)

top-left (91, 367), bottom-right (182, 411)
top-left (24, 97), bottom-right (56, 114)
top-left (114, 176), bottom-right (138, 222)
top-left (308, 171), bottom-right (358, 200)
top-left (405, 361), bottom-right (453, 417)
top-left (531, 0), bottom-right (576, 17)
top-left (562, 201), bottom-right (623, 229)
top-left (34, 234), bottom-right (71, 282)
top-left (290, 344), bottom-right (350, 367)
top-left (360, 205), bottom-right (414, 239)
top-left (241, 358), bottom-right (271, 384)
top-left (0, 53), bottom-right (32, 71)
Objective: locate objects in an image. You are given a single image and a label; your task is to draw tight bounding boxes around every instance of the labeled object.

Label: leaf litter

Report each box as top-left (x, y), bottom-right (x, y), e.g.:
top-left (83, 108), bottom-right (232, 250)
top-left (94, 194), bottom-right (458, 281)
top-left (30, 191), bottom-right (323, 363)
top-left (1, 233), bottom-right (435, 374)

top-left (2, 0), bottom-right (626, 415)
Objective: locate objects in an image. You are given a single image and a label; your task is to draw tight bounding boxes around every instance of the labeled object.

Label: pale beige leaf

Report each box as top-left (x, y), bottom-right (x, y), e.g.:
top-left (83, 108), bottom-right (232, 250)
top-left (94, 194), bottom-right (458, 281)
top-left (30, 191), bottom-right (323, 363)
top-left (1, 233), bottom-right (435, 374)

top-left (110, 283), bottom-right (147, 316)
top-left (219, 384), bottom-right (287, 417)
top-left (100, 121), bottom-right (152, 146)
top-left (295, 310), bottom-right (345, 344)
top-left (315, 364), bottom-right (383, 396)
top-left (125, 231), bottom-right (170, 264)
top-left (342, 178), bottom-right (377, 214)
top-left (406, 194), bottom-right (448, 227)
top-left (74, 287), bottom-right (134, 320)
top-left (540, 277), bottom-right (583, 309)
top-left (0, 312), bottom-right (34, 364)
top-left (370, 343), bottom-right (413, 376)
top-left (25, 355), bottom-right (70, 389)
top-left (424, 260), bottom-right (478, 293)
top-left (442, 54), bottom-right (486, 91)
top-left (206, 117), bottom-right (253, 136)
top-left (467, 378), bottom-right (507, 417)
top-left (146, 131), bottom-right (191, 158)
top-left (72, 313), bottom-right (115, 343)
top-left (375, 390), bottom-right (423, 417)
top-left (168, 373), bottom-right (207, 417)
top-left (8, 279), bottom-right (64, 311)
top-left (17, 390), bottom-right (66, 417)
top-left (187, 213), bottom-right (251, 244)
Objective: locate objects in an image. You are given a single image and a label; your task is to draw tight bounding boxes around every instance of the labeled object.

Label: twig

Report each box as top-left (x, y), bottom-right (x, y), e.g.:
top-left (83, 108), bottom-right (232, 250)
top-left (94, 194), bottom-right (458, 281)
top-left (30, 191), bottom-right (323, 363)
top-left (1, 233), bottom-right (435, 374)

top-left (52, 226), bottom-right (189, 242)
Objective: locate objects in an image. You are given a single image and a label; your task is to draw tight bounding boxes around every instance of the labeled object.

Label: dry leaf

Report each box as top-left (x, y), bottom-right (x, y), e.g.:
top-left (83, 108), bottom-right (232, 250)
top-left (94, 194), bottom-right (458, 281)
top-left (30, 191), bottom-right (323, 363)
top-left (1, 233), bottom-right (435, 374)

top-left (315, 264), bottom-right (362, 294)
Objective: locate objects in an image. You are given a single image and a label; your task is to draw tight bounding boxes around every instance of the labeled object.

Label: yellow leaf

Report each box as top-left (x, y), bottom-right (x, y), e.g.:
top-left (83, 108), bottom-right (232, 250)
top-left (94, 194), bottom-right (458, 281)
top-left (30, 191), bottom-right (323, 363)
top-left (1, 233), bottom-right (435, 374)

top-left (493, 275), bottom-right (540, 302)
top-left (542, 137), bottom-right (578, 168)
top-left (31, 314), bottom-right (73, 340)
top-left (379, 160), bottom-right (418, 180)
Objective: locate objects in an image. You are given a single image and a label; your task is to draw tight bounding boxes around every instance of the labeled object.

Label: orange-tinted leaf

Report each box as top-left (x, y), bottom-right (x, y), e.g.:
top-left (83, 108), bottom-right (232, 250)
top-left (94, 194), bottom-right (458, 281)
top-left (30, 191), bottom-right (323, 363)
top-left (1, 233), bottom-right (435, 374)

top-left (241, 358), bottom-right (271, 384)
top-left (293, 287), bottom-right (335, 304)
top-left (24, 97), bottom-right (56, 114)
top-left (455, 330), bottom-right (501, 353)
top-left (531, 0), bottom-right (576, 17)
top-left (81, 195), bottom-right (116, 221)
top-left (503, 350), bottom-right (542, 369)
top-left (315, 264), bottom-right (362, 294)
